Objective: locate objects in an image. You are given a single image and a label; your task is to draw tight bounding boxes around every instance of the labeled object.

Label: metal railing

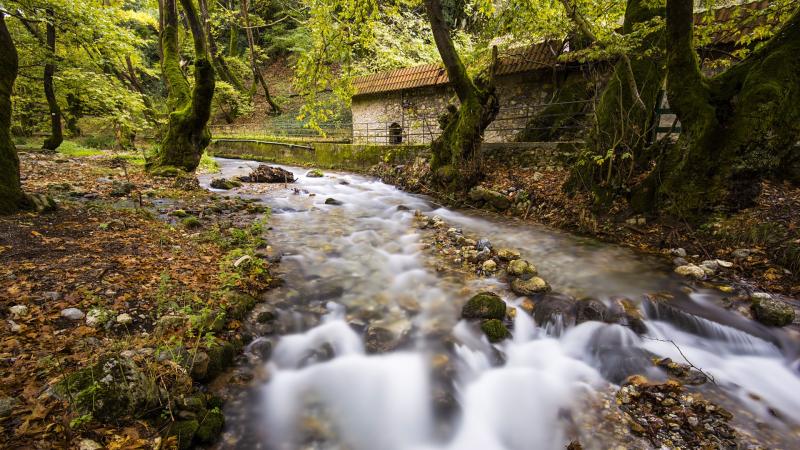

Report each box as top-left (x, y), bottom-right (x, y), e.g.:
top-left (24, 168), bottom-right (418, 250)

top-left (211, 100), bottom-right (595, 145)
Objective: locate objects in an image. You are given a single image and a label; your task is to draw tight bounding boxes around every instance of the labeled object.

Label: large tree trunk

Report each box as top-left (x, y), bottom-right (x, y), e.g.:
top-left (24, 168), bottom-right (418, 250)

top-left (636, 0), bottom-right (800, 215)
top-left (241, 0), bottom-right (280, 115)
top-left (568, 0), bottom-right (665, 198)
top-left (148, 0), bottom-right (215, 174)
top-left (0, 14), bottom-right (23, 214)
top-left (424, 0), bottom-right (499, 191)
top-left (41, 8), bottom-right (63, 151)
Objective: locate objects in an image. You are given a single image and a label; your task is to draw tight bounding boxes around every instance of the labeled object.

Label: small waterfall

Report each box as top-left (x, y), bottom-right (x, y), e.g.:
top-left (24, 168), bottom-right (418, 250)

top-left (202, 158), bottom-right (800, 448)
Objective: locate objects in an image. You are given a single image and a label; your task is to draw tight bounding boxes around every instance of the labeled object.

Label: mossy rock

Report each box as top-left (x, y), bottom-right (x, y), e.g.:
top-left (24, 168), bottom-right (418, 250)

top-left (751, 297), bottom-right (795, 327)
top-left (149, 165), bottom-right (185, 178)
top-left (204, 339), bottom-right (236, 380)
top-left (195, 408), bottom-right (225, 444)
top-left (169, 209), bottom-right (189, 218)
top-left (210, 178), bottom-right (242, 190)
top-left (511, 277), bottom-right (551, 296)
top-left (181, 216), bottom-right (201, 229)
top-left (56, 356), bottom-right (162, 422)
top-left (462, 292), bottom-right (506, 320)
top-left (169, 419), bottom-right (199, 450)
top-left (481, 319), bottom-right (510, 343)
top-left (507, 259), bottom-right (537, 278)
top-left (225, 290), bottom-right (258, 320)
top-left (306, 168), bottom-right (324, 178)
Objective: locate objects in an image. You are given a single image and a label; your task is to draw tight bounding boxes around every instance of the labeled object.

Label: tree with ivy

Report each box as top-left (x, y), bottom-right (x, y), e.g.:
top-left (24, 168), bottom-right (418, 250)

top-left (146, 0), bottom-right (215, 174)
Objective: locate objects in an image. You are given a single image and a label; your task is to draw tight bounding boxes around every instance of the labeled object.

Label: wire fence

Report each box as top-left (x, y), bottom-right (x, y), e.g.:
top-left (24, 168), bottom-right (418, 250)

top-left (211, 100), bottom-right (595, 145)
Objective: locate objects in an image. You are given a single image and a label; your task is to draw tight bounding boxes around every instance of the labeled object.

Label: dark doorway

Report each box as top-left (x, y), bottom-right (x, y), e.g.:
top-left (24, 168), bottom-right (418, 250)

top-left (389, 122), bottom-right (403, 145)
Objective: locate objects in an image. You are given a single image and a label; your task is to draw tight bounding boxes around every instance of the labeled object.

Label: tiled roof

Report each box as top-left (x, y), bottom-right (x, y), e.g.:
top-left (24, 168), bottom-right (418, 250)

top-left (696, 0), bottom-right (776, 44)
top-left (353, 41), bottom-right (565, 96)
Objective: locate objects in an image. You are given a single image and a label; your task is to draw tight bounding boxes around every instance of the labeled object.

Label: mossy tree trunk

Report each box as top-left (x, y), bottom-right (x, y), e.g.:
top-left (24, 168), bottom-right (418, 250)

top-left (569, 0), bottom-right (666, 196)
top-left (149, 0), bottom-right (215, 174)
top-left (241, 0), bottom-right (280, 115)
top-left (0, 14), bottom-right (23, 214)
top-left (635, 0), bottom-right (800, 215)
top-left (42, 8), bottom-right (63, 151)
top-left (424, 0), bottom-right (499, 191)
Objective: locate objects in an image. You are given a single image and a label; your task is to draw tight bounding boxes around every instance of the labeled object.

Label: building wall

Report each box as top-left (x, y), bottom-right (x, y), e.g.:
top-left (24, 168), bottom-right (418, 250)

top-left (351, 69), bottom-right (589, 144)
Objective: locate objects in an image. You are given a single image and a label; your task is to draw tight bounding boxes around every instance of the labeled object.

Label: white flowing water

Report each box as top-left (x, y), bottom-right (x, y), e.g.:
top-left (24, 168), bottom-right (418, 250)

top-left (203, 158), bottom-right (800, 449)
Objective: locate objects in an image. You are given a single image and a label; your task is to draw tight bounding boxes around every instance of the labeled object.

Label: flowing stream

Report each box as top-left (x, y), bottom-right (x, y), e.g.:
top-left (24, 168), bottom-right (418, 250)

top-left (202, 158), bottom-right (800, 449)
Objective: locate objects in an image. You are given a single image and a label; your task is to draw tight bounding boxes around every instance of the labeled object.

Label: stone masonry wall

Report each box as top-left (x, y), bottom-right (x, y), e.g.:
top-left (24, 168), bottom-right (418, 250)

top-left (351, 69), bottom-right (589, 144)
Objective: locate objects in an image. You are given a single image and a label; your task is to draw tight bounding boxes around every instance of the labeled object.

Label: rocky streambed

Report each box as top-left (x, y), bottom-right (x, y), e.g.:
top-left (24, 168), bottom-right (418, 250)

top-left (201, 158), bottom-right (800, 450)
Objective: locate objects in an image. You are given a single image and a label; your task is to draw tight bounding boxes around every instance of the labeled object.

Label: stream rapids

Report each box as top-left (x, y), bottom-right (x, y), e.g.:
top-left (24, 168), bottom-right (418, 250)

top-left (202, 158), bottom-right (800, 450)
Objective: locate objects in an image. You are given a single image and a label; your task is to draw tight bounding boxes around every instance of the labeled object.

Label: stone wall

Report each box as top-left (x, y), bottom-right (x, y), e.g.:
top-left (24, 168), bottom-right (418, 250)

top-left (209, 139), bottom-right (581, 174)
top-left (351, 69), bottom-right (592, 144)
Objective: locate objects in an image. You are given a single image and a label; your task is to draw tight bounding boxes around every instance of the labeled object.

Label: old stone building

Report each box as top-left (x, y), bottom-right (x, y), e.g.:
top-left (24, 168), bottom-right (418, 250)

top-left (350, 41), bottom-right (601, 145)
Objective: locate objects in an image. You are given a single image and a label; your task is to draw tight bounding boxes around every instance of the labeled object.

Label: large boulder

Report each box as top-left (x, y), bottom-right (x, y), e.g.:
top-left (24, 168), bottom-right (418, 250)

top-left (55, 356), bottom-right (163, 422)
top-left (510, 276), bottom-right (550, 296)
top-left (461, 292), bottom-right (507, 320)
top-left (751, 296), bottom-right (795, 327)
top-left (468, 186), bottom-right (510, 211)
top-left (239, 165), bottom-right (295, 183)
top-left (576, 297), bottom-right (609, 324)
top-left (533, 293), bottom-right (577, 326)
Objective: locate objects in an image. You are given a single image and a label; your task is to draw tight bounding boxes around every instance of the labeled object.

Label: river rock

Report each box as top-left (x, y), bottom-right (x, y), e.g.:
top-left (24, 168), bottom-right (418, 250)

top-left (365, 319), bottom-right (411, 353)
top-left (507, 259), bottom-right (537, 278)
top-left (190, 351), bottom-right (210, 380)
top-left (480, 319), bottom-right (510, 343)
top-left (751, 296), bottom-right (795, 326)
top-left (575, 297), bottom-right (609, 324)
top-left (324, 197), bottom-right (344, 205)
top-left (116, 313), bottom-right (133, 325)
top-left (210, 178), bottom-right (242, 190)
top-left (533, 293), bottom-right (577, 325)
top-left (461, 292), bottom-right (506, 320)
top-left (9, 305), bottom-right (28, 318)
top-left (240, 165), bottom-right (295, 183)
top-left (482, 259), bottom-right (497, 273)
top-left (247, 337), bottom-right (273, 360)
top-left (496, 248), bottom-right (520, 261)
top-left (475, 239), bottom-right (492, 252)
top-left (510, 276), bottom-right (550, 296)
top-left (468, 186), bottom-right (510, 210)
top-left (674, 264), bottom-right (705, 279)
top-left (0, 397), bottom-right (17, 418)
top-left (670, 248), bottom-right (687, 257)
top-left (306, 169), bottom-right (324, 178)
top-left (616, 376), bottom-right (736, 448)
top-left (61, 308), bottom-right (85, 320)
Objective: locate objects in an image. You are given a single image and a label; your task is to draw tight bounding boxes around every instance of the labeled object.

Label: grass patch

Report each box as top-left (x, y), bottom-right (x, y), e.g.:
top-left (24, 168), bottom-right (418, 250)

top-left (59, 140), bottom-right (104, 157)
top-left (198, 153), bottom-right (220, 174)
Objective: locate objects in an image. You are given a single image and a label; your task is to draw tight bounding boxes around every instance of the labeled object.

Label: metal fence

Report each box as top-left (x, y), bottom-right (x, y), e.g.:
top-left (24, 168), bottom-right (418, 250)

top-left (211, 100), bottom-right (595, 144)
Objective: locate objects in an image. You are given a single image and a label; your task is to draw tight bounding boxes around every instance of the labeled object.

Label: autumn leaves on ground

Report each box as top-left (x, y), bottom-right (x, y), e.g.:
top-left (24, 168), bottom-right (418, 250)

top-left (0, 149), bottom-right (276, 449)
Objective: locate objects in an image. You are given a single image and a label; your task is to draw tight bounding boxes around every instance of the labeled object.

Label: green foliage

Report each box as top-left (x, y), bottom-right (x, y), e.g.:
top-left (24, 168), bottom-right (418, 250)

top-left (58, 140), bottom-right (103, 157)
top-left (212, 81), bottom-right (253, 123)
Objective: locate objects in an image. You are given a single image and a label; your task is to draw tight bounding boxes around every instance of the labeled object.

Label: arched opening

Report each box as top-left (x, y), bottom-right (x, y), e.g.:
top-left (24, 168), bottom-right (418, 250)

top-left (388, 122), bottom-right (403, 145)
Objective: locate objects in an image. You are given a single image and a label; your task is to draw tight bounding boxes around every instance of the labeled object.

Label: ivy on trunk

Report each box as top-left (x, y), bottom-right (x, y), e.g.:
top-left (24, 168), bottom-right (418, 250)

top-left (634, 0), bottom-right (800, 216)
top-left (0, 14), bottom-right (23, 214)
top-left (424, 0), bottom-right (499, 192)
top-left (148, 0), bottom-right (216, 174)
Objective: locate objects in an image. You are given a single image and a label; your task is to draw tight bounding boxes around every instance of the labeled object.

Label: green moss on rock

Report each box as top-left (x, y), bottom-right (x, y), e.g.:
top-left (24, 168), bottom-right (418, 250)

top-left (462, 292), bottom-right (506, 320)
top-left (752, 297), bottom-right (795, 327)
top-left (170, 419), bottom-right (199, 450)
top-left (481, 319), bottom-right (510, 343)
top-left (195, 408), bottom-right (224, 444)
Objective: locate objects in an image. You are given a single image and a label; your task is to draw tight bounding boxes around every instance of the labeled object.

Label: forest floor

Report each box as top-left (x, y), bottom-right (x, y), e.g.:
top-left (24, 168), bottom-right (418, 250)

top-left (373, 159), bottom-right (800, 322)
top-left (0, 148), bottom-right (279, 449)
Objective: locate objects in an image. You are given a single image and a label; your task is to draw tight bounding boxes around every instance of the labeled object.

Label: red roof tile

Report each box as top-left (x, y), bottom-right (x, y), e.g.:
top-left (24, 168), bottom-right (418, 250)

top-left (353, 41), bottom-right (565, 96)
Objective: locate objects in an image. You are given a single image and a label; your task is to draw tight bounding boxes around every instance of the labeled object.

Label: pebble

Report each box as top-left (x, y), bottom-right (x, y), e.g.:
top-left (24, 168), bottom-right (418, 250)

top-left (476, 239), bottom-right (492, 251)
top-left (674, 265), bottom-right (706, 279)
top-left (79, 439), bottom-right (103, 450)
top-left (9, 305), bottom-right (28, 318)
top-left (670, 248), bottom-right (687, 257)
top-left (116, 313), bottom-right (133, 325)
top-left (482, 260), bottom-right (497, 272)
top-left (60, 308), bottom-right (85, 320)
top-left (8, 320), bottom-right (22, 333)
